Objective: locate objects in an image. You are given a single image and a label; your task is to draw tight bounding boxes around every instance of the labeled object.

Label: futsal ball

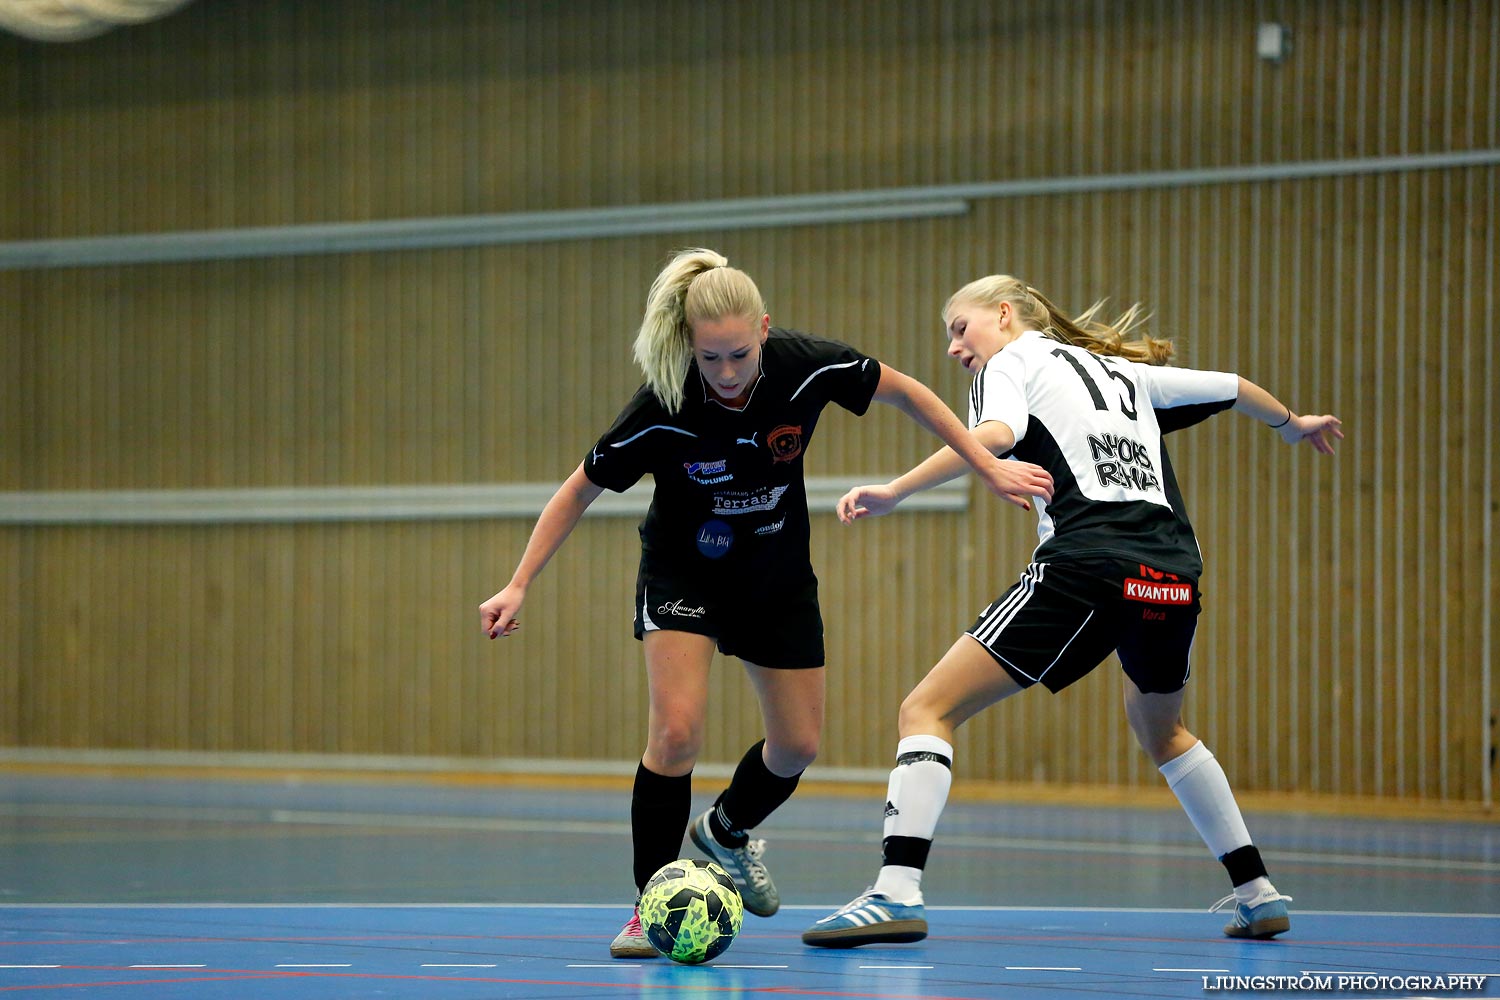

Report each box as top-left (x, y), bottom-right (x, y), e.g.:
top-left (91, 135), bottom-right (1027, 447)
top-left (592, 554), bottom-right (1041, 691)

top-left (639, 859), bottom-right (744, 963)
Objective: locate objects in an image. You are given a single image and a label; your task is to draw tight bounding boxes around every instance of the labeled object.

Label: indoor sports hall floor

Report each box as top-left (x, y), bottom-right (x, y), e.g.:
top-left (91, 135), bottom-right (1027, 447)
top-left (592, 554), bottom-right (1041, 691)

top-left (2, 769), bottom-right (1497, 998)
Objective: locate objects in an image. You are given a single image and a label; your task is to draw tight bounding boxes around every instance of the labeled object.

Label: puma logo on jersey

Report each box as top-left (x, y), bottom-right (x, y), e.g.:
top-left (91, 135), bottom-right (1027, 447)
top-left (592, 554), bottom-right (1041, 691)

top-left (736, 432), bottom-right (759, 447)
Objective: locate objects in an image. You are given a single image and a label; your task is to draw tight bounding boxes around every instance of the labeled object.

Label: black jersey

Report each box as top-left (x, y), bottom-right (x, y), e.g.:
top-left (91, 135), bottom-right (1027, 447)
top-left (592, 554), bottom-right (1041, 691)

top-left (968, 330), bottom-right (1238, 577)
top-left (584, 327), bottom-right (882, 577)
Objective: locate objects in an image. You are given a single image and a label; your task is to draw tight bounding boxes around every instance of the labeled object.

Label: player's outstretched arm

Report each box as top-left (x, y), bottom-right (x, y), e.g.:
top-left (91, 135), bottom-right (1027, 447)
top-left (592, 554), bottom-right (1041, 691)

top-left (480, 463), bottom-right (604, 639)
top-left (1232, 376), bottom-right (1344, 456)
top-left (869, 363), bottom-right (1053, 511)
top-left (838, 417), bottom-right (1050, 526)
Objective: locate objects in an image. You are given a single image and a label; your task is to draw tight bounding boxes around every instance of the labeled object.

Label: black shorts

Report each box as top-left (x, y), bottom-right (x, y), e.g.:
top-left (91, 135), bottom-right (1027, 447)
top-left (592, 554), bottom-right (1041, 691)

top-left (965, 557), bottom-right (1201, 695)
top-left (633, 564), bottom-right (825, 669)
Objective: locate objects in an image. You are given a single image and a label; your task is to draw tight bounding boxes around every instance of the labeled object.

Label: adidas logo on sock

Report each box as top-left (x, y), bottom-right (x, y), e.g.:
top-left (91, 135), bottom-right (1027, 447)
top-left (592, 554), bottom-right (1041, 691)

top-left (883, 800), bottom-right (899, 817)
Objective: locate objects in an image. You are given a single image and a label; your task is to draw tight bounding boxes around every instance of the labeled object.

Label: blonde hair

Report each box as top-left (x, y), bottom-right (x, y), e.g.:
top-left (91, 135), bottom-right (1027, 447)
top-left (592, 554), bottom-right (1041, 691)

top-left (943, 275), bottom-right (1175, 365)
top-left (633, 248), bottom-right (767, 412)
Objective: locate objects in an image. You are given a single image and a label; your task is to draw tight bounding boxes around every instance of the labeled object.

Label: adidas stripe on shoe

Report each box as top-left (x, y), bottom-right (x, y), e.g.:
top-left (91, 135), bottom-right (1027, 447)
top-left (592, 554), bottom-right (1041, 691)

top-left (802, 890), bottom-right (927, 948)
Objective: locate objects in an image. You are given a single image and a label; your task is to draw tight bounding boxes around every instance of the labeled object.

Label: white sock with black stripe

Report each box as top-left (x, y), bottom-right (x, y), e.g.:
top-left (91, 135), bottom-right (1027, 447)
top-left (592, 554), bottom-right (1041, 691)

top-left (1159, 741), bottom-right (1277, 904)
top-left (871, 734), bottom-right (954, 905)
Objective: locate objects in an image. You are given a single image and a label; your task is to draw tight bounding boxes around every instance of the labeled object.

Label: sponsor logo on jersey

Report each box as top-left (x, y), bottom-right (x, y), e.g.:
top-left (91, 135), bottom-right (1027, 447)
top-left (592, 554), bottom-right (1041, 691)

top-left (711, 484), bottom-right (790, 515)
top-left (1088, 432), bottom-right (1160, 492)
top-left (753, 515), bottom-right (787, 536)
top-left (883, 800), bottom-right (899, 817)
top-left (696, 519), bottom-right (734, 559)
top-left (683, 459), bottom-right (732, 484)
top-left (735, 432), bottom-right (759, 447)
top-left (1123, 578), bottom-right (1194, 605)
top-left (657, 598), bottom-right (707, 618)
top-left (768, 424), bottom-right (804, 463)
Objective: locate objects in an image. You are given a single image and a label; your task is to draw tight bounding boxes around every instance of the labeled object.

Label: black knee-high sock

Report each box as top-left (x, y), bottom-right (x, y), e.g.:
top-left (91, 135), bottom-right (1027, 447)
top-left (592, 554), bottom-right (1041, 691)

top-left (631, 760), bottom-right (691, 893)
top-left (708, 739), bottom-right (802, 847)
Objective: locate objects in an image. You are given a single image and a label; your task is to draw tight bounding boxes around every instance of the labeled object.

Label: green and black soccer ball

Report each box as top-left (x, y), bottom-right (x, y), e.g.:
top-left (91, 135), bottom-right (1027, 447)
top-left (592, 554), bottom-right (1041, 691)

top-left (639, 858), bottom-right (744, 963)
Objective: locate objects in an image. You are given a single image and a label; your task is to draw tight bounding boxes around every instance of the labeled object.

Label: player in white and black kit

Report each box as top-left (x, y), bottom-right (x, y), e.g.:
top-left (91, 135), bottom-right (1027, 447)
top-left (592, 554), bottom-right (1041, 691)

top-left (804, 274), bottom-right (1342, 948)
top-left (478, 251), bottom-right (1053, 959)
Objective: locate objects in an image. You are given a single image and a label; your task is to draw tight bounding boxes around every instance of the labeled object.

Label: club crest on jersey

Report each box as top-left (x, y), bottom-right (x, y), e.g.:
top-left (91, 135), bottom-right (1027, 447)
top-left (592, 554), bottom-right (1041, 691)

top-left (696, 519), bottom-right (734, 559)
top-left (683, 458), bottom-right (732, 484)
top-left (1088, 432), bottom-right (1159, 491)
top-left (768, 424), bottom-right (803, 463)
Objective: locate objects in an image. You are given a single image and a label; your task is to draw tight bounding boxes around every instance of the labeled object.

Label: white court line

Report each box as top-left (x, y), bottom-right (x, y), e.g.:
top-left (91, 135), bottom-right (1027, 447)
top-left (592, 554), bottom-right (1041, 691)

top-left (717, 965), bottom-right (789, 969)
top-left (1157, 967), bottom-right (1230, 972)
top-left (275, 964), bottom-right (351, 968)
top-left (567, 963), bottom-right (640, 968)
top-left (10, 805), bottom-right (1496, 876)
top-left (421, 964), bottom-right (497, 968)
top-left (859, 965), bottom-right (934, 970)
top-left (0, 965), bottom-right (60, 969)
top-left (130, 964), bottom-right (206, 968)
top-left (1006, 966), bottom-right (1083, 971)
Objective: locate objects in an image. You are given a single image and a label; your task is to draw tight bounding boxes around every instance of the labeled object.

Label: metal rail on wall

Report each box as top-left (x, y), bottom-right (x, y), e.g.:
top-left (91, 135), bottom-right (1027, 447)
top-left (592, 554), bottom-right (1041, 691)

top-left (1, 150), bottom-right (1496, 271)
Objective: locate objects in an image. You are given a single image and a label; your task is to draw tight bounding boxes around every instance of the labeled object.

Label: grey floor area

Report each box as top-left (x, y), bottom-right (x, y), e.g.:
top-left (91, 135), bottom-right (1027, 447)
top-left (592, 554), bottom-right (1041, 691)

top-left (2, 771), bottom-right (1497, 916)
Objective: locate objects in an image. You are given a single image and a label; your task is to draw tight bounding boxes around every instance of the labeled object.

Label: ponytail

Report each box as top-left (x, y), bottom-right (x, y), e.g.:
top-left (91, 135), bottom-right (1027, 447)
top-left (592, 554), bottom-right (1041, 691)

top-left (1028, 286), bottom-right (1174, 365)
top-left (633, 248), bottom-right (766, 412)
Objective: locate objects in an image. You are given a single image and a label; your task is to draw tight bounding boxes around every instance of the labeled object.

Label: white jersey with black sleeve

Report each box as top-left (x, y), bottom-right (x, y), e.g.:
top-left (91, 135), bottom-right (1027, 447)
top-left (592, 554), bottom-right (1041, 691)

top-left (968, 329), bottom-right (1238, 577)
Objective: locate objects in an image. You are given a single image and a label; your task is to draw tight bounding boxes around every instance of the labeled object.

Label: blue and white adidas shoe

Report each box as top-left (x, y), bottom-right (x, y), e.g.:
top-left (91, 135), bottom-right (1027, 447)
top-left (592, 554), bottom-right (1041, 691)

top-left (802, 889), bottom-right (928, 948)
top-left (1213, 889), bottom-right (1292, 940)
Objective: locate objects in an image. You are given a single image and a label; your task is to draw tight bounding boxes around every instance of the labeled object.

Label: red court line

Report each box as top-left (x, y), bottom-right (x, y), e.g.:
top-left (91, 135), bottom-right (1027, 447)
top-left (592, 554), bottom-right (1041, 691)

top-left (934, 932), bottom-right (1500, 951)
top-left (0, 933), bottom-right (597, 947)
top-left (0, 972), bottom-right (297, 992)
top-left (0, 968), bottom-right (1006, 1000)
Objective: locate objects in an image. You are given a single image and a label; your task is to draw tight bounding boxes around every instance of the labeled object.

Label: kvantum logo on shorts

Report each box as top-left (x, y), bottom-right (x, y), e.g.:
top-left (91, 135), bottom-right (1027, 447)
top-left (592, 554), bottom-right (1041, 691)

top-left (1123, 578), bottom-right (1193, 604)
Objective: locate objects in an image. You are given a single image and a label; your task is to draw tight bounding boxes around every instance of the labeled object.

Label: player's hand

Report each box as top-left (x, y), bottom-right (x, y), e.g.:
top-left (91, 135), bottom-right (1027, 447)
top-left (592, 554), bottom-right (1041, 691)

top-left (1278, 413), bottom-right (1344, 455)
top-left (479, 584), bottom-right (525, 639)
top-left (836, 484), bottom-right (902, 524)
top-left (977, 458), bottom-right (1053, 512)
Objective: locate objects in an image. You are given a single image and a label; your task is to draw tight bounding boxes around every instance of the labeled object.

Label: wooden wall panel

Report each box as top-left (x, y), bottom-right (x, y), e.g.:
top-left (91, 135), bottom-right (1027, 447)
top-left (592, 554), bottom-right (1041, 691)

top-left (1, 0), bottom-right (1496, 803)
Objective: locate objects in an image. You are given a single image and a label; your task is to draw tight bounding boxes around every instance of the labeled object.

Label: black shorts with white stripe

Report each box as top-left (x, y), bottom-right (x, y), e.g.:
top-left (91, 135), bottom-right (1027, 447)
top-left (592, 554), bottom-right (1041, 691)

top-left (633, 563), bottom-right (825, 669)
top-left (964, 557), bottom-right (1201, 695)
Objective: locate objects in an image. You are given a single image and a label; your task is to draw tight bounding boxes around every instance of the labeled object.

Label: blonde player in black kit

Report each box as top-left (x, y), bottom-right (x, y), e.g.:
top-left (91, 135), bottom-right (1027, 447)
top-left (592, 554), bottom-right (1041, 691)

top-left (804, 274), bottom-right (1343, 948)
top-left (478, 251), bottom-right (1054, 958)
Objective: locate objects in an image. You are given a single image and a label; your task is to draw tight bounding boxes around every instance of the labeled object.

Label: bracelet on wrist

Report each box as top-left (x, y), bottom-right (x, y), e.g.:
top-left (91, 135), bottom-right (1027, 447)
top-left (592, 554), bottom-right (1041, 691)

top-left (1269, 407), bottom-right (1292, 429)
